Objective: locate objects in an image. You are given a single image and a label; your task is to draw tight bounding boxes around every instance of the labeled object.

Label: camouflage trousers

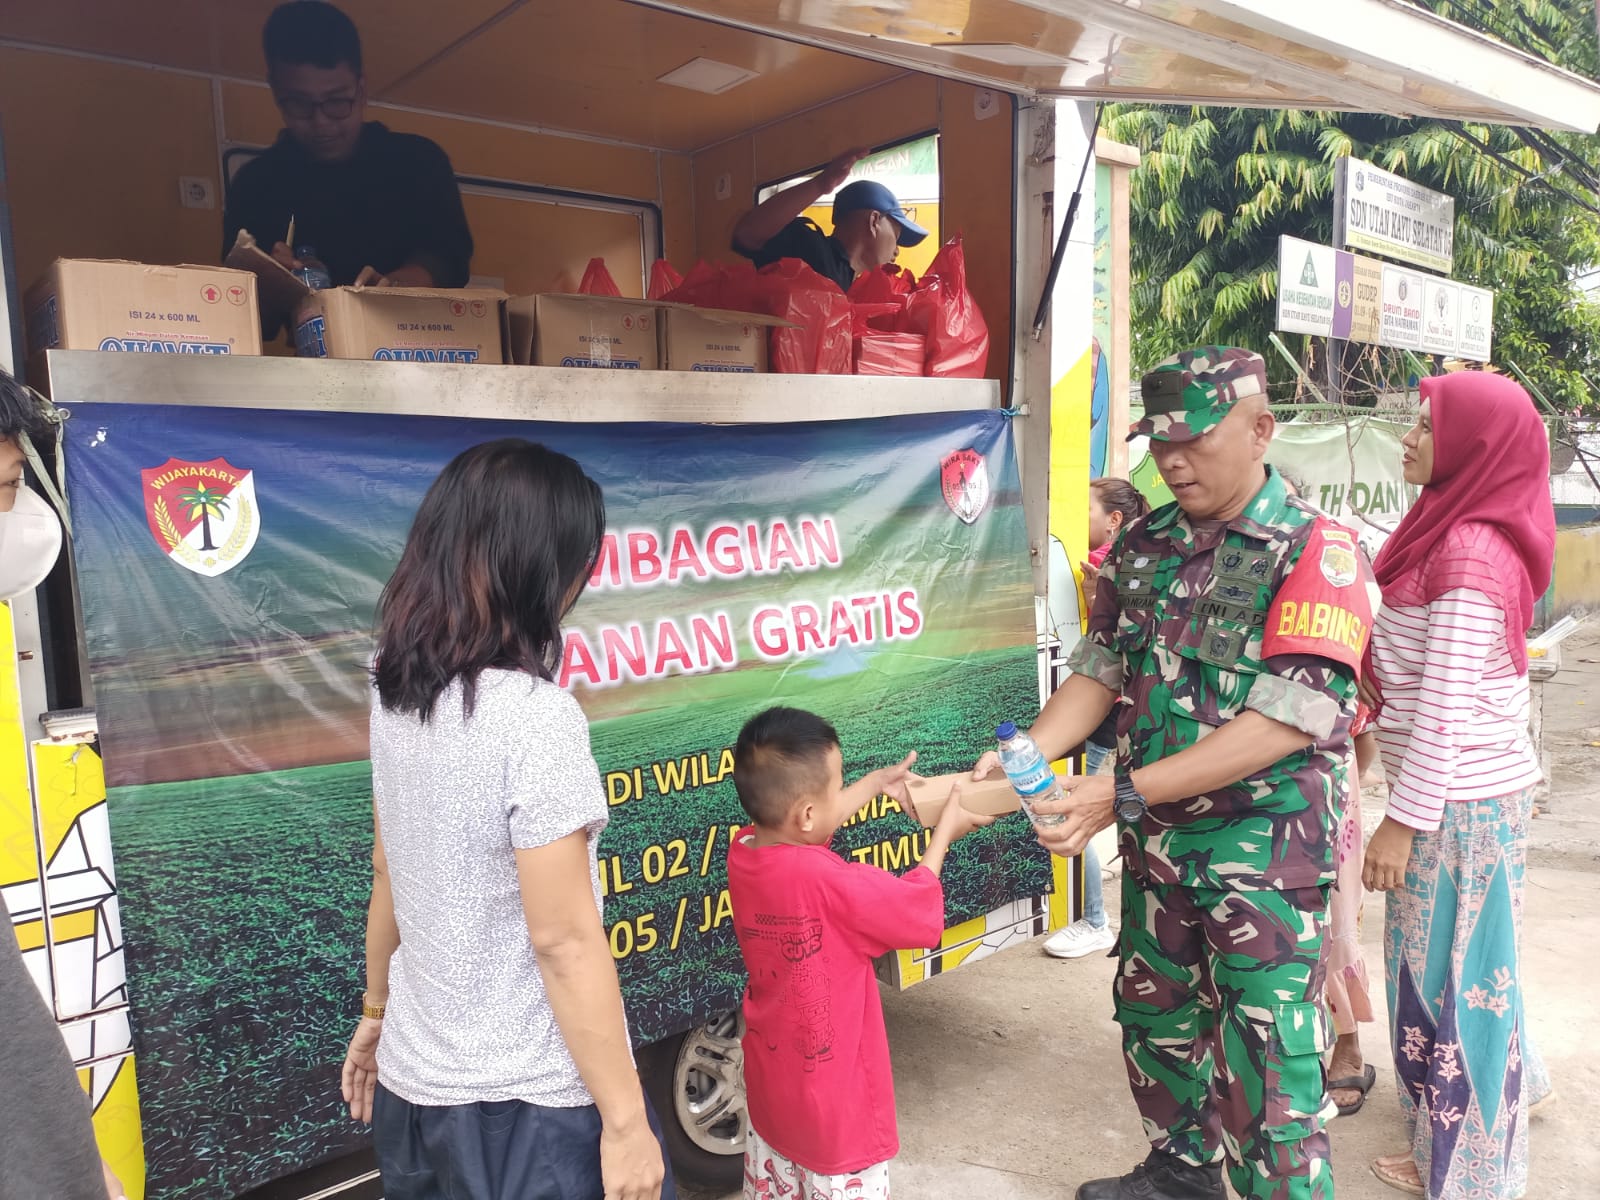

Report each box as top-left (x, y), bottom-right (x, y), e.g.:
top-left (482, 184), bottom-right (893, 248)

top-left (1114, 870), bottom-right (1335, 1200)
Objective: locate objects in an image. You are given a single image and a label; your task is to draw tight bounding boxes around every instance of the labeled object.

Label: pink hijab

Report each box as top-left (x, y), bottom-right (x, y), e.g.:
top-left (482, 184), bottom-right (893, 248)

top-left (1371, 372), bottom-right (1555, 672)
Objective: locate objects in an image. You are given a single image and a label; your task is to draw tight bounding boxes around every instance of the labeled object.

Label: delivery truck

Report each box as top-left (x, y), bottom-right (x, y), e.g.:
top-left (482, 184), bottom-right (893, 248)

top-left (1, 3), bottom-right (1596, 1197)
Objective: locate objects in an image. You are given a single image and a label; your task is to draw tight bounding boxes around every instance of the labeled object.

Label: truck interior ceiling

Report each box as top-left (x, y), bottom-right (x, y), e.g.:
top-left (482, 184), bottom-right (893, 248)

top-left (0, 0), bottom-right (1020, 387)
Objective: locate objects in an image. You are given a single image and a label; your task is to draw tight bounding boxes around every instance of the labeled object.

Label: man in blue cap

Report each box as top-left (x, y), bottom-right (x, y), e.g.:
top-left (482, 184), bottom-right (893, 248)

top-left (731, 147), bottom-right (929, 292)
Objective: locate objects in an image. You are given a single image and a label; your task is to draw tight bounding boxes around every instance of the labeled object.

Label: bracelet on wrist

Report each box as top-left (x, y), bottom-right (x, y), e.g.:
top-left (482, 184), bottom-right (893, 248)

top-left (361, 997), bottom-right (386, 1021)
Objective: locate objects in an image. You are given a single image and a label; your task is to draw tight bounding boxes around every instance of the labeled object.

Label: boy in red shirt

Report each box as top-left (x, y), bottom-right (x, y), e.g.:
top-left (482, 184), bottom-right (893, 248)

top-left (727, 707), bottom-right (990, 1199)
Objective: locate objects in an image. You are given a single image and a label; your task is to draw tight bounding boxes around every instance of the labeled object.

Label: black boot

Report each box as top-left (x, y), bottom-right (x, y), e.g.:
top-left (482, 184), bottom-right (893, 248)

top-left (1076, 1148), bottom-right (1226, 1200)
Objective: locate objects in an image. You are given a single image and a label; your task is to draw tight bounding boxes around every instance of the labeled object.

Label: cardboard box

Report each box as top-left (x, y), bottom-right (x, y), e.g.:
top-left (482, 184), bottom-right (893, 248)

top-left (904, 771), bottom-right (1024, 826)
top-left (25, 259), bottom-right (262, 386)
top-left (509, 294), bottom-right (660, 369)
top-left (294, 287), bottom-right (508, 363)
top-left (659, 305), bottom-right (775, 373)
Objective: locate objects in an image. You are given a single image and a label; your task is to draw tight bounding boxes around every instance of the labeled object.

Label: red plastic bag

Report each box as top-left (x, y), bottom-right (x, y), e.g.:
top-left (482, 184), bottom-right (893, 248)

top-left (848, 266), bottom-right (917, 336)
top-left (847, 266), bottom-right (916, 305)
top-left (904, 237), bottom-right (989, 378)
top-left (646, 260), bottom-right (684, 301)
top-left (578, 257), bottom-right (623, 297)
top-left (752, 259), bottom-right (852, 375)
top-left (660, 260), bottom-right (761, 311)
top-left (850, 302), bottom-right (903, 337)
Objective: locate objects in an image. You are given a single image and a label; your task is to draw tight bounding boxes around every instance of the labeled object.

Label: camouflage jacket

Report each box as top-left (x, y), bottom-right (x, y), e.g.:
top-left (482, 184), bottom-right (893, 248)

top-left (1065, 468), bottom-right (1373, 892)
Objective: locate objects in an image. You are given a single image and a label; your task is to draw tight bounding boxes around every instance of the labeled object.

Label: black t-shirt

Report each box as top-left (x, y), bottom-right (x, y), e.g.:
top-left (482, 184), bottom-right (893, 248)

top-left (737, 217), bottom-right (854, 292)
top-left (222, 122), bottom-right (474, 292)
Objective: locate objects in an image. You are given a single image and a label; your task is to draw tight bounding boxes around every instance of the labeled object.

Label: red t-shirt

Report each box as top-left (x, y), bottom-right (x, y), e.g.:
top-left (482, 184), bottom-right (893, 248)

top-left (726, 831), bottom-right (945, 1173)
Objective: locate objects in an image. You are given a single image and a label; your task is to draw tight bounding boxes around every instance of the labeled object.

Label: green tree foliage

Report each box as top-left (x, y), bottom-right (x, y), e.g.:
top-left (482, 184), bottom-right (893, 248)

top-left (1105, 0), bottom-right (1600, 411)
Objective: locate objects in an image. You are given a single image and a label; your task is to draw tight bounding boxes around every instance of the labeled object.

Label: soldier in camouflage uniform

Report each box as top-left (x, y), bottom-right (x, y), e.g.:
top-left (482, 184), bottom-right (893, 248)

top-left (980, 348), bottom-right (1374, 1200)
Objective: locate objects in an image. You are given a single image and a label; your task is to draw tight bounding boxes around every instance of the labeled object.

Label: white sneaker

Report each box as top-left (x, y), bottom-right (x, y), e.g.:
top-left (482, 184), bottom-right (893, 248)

top-left (1043, 918), bottom-right (1116, 959)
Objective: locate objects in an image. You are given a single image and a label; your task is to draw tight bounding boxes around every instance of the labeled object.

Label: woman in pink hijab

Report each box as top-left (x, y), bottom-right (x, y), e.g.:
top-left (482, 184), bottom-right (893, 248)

top-left (1362, 372), bottom-right (1555, 1198)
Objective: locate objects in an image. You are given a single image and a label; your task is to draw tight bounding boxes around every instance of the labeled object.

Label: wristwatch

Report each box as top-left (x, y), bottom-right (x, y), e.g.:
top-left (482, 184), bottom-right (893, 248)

top-left (1113, 772), bottom-right (1149, 823)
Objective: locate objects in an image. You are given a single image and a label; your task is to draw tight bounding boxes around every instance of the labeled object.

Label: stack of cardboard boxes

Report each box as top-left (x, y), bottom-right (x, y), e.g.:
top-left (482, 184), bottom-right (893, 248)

top-left (509, 294), bottom-right (784, 372)
top-left (22, 256), bottom-right (785, 385)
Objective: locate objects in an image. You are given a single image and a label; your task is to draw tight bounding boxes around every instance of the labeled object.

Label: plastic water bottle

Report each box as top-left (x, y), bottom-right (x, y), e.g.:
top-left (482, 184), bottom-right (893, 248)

top-left (293, 246), bottom-right (333, 291)
top-left (995, 721), bottom-right (1067, 829)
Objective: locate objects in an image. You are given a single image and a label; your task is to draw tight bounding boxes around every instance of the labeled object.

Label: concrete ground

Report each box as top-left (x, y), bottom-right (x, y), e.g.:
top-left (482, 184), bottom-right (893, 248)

top-left (689, 627), bottom-right (1600, 1199)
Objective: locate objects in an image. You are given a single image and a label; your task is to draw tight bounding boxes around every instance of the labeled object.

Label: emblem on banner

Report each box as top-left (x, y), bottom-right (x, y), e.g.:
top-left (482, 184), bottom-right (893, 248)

top-left (140, 457), bottom-right (261, 577)
top-left (940, 448), bottom-right (990, 525)
top-left (1319, 530), bottom-right (1359, 588)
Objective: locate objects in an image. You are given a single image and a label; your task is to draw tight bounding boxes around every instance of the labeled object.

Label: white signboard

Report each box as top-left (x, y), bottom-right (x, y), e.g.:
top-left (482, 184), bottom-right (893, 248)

top-left (1457, 284), bottom-right (1495, 362)
top-left (1334, 156), bottom-right (1455, 275)
top-left (1275, 235), bottom-right (1337, 336)
top-left (1421, 277), bottom-right (1461, 356)
top-left (1380, 264), bottom-right (1425, 350)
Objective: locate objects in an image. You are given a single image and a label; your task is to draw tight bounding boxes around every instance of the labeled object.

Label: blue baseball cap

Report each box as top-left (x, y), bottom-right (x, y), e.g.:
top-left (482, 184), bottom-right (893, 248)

top-left (833, 179), bottom-right (930, 247)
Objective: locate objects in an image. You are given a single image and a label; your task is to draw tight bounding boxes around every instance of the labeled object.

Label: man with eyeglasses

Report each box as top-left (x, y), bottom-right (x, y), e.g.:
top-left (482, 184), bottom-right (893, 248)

top-left (222, 1), bottom-right (474, 328)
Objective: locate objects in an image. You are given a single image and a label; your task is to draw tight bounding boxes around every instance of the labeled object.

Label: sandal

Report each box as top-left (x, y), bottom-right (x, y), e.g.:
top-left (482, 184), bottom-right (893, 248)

top-left (1329, 1063), bottom-right (1377, 1117)
top-left (1372, 1153), bottom-right (1424, 1195)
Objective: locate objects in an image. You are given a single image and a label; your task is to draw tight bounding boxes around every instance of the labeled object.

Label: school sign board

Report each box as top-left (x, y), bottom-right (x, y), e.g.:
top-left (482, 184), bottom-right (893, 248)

top-left (1275, 235), bottom-right (1338, 336)
top-left (1334, 156), bottom-right (1455, 275)
top-left (1380, 262), bottom-right (1426, 351)
top-left (1421, 276), bottom-right (1461, 356)
top-left (1274, 236), bottom-right (1492, 362)
top-left (1456, 284), bottom-right (1495, 360)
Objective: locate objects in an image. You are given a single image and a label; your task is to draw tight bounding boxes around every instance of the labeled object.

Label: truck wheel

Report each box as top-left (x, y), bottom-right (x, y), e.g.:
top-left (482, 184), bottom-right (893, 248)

top-left (639, 1010), bottom-right (747, 1190)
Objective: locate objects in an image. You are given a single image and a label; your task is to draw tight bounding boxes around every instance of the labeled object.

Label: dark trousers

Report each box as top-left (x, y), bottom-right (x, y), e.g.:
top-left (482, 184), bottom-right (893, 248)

top-left (373, 1082), bottom-right (680, 1200)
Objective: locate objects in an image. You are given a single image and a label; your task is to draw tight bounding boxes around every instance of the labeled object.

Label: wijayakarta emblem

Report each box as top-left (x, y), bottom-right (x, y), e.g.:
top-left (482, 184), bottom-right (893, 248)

top-left (940, 448), bottom-right (990, 525)
top-left (141, 457), bottom-right (261, 577)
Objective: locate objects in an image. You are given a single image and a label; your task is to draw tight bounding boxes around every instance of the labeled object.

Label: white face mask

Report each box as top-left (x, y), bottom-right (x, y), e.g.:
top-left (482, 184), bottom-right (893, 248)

top-left (0, 483), bottom-right (63, 601)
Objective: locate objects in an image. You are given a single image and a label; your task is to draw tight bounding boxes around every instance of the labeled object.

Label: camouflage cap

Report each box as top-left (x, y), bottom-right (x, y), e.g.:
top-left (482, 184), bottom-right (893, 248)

top-left (1130, 346), bottom-right (1268, 443)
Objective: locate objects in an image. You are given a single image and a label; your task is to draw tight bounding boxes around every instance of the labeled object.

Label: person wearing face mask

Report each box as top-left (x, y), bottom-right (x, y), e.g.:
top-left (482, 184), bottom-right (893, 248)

top-left (0, 370), bottom-right (121, 1200)
top-left (221, 1), bottom-right (474, 316)
top-left (973, 347), bottom-right (1376, 1200)
top-left (1361, 373), bottom-right (1555, 1199)
top-left (0, 393), bottom-right (30, 509)
top-left (0, 372), bottom-right (64, 600)
top-left (731, 149), bottom-right (928, 292)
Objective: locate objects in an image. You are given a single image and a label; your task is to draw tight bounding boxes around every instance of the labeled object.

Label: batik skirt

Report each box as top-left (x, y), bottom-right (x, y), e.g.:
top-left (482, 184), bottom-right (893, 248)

top-left (1384, 786), bottom-right (1552, 1200)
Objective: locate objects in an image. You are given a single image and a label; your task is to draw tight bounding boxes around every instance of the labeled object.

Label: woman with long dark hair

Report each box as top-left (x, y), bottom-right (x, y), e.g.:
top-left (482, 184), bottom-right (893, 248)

top-left (340, 439), bottom-right (672, 1200)
top-left (1361, 375), bottom-right (1554, 1198)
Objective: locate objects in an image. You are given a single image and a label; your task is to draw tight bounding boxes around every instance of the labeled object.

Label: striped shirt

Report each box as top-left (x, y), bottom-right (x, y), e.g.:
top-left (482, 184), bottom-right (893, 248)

top-left (1370, 588), bottom-right (1540, 831)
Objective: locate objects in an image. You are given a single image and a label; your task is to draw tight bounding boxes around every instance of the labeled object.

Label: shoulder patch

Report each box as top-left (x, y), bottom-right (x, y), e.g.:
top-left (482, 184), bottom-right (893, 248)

top-left (1262, 518), bottom-right (1375, 673)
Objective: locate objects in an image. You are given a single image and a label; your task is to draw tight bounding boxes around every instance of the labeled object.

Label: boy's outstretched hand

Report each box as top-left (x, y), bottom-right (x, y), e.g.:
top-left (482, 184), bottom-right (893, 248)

top-left (936, 782), bottom-right (994, 841)
top-left (921, 781), bottom-right (994, 877)
top-left (850, 751), bottom-right (920, 809)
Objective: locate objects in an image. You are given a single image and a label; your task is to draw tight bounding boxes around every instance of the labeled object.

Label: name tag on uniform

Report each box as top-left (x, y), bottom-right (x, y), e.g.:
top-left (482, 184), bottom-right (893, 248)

top-left (1194, 599), bottom-right (1266, 627)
